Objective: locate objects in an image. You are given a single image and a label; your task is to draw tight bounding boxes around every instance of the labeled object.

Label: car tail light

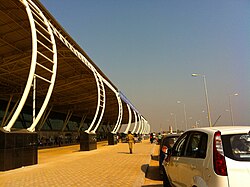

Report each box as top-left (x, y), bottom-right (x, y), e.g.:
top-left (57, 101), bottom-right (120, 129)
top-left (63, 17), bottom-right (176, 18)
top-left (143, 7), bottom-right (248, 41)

top-left (213, 131), bottom-right (227, 176)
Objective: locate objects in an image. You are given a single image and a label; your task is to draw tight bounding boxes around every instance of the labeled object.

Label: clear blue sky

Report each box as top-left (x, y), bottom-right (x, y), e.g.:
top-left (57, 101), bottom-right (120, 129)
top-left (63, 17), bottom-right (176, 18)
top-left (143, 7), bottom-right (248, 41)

top-left (40, 0), bottom-right (250, 132)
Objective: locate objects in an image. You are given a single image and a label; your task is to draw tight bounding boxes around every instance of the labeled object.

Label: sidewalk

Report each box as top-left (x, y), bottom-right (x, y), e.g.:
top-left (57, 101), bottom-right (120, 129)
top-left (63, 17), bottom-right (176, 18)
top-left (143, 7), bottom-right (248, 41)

top-left (0, 140), bottom-right (154, 187)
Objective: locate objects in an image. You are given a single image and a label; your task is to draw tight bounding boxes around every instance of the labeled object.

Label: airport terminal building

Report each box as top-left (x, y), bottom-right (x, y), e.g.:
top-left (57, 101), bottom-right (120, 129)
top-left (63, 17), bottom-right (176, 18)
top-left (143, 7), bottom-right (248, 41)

top-left (0, 0), bottom-right (150, 171)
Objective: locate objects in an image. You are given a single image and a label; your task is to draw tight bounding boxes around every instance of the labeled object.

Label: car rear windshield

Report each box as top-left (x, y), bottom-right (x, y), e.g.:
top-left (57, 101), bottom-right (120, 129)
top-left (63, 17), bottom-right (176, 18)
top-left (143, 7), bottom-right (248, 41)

top-left (222, 133), bottom-right (250, 161)
top-left (162, 136), bottom-right (179, 148)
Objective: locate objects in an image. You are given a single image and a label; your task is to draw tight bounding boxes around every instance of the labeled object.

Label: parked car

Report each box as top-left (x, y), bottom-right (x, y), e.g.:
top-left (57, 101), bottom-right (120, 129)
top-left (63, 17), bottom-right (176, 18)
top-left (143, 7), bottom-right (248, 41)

top-left (163, 126), bottom-right (250, 187)
top-left (159, 133), bottom-right (181, 173)
top-left (159, 133), bottom-right (181, 186)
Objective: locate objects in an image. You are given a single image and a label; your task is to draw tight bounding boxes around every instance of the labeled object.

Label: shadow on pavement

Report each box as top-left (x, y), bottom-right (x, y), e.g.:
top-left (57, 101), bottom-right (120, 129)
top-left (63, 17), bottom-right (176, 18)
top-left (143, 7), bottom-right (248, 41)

top-left (142, 164), bottom-right (163, 187)
top-left (151, 155), bottom-right (159, 161)
top-left (141, 164), bottom-right (149, 174)
top-left (142, 184), bottom-right (163, 187)
top-left (145, 166), bottom-right (162, 181)
top-left (117, 152), bottom-right (130, 154)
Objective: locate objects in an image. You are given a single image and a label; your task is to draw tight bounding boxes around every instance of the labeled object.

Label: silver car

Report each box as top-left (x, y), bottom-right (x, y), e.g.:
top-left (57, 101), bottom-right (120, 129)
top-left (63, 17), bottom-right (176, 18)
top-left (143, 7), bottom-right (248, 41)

top-left (164, 126), bottom-right (250, 187)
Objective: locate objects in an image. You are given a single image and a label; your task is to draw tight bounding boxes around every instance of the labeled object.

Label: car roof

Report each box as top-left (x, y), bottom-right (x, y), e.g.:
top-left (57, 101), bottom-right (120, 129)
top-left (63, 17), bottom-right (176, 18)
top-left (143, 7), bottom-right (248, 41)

top-left (163, 133), bottom-right (182, 138)
top-left (185, 126), bottom-right (250, 135)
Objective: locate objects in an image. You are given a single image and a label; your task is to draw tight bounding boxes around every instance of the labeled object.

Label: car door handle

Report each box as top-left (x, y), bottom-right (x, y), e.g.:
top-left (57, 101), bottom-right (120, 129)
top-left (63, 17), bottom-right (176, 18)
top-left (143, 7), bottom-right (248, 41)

top-left (190, 164), bottom-right (196, 169)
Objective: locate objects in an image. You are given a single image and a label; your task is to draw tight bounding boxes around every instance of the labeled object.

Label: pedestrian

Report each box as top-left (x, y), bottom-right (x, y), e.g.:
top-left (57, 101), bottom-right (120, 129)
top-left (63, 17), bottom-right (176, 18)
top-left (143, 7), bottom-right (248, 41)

top-left (126, 131), bottom-right (135, 154)
top-left (150, 133), bottom-right (154, 144)
top-left (58, 134), bottom-right (63, 147)
top-left (157, 133), bottom-right (162, 145)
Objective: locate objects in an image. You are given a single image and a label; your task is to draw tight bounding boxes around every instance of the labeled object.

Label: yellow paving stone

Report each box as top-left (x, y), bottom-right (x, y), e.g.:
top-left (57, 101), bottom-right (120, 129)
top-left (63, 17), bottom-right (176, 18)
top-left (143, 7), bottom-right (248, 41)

top-left (0, 140), bottom-right (154, 187)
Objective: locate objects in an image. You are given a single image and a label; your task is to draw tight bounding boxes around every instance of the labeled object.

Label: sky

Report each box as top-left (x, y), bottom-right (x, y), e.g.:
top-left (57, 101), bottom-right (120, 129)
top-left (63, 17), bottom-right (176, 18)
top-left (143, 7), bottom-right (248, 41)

top-left (40, 0), bottom-right (250, 132)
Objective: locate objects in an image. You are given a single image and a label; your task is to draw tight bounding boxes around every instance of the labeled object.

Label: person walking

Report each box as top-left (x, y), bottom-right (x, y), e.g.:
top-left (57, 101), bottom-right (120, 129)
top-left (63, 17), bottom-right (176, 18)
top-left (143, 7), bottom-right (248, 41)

top-left (127, 131), bottom-right (135, 154)
top-left (150, 133), bottom-right (154, 144)
top-left (157, 133), bottom-right (162, 145)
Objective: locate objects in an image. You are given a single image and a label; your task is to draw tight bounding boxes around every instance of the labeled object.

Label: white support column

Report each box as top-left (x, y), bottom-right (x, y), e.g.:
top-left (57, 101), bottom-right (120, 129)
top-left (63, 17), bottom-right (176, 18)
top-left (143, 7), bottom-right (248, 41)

top-left (32, 75), bottom-right (36, 124)
top-left (92, 72), bottom-right (106, 133)
top-left (131, 111), bottom-right (138, 134)
top-left (3, 0), bottom-right (36, 131)
top-left (142, 121), bottom-right (146, 134)
top-left (112, 93), bottom-right (123, 134)
top-left (144, 121), bottom-right (148, 134)
top-left (85, 71), bottom-right (106, 134)
top-left (145, 121), bottom-right (149, 134)
top-left (147, 123), bottom-right (151, 134)
top-left (114, 114), bottom-right (123, 133)
top-left (136, 115), bottom-right (141, 134)
top-left (124, 104), bottom-right (132, 134)
top-left (139, 117), bottom-right (145, 134)
top-left (115, 120), bottom-right (123, 134)
top-left (141, 120), bottom-right (145, 134)
top-left (4, 0), bottom-right (58, 132)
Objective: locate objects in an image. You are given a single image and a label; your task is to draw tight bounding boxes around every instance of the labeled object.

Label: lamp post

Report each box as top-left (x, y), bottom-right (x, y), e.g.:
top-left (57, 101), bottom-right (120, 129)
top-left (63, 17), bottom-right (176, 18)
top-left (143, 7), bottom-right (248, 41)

top-left (177, 101), bottom-right (188, 130)
top-left (229, 93), bottom-right (239, 126)
top-left (170, 113), bottom-right (177, 133)
top-left (192, 73), bottom-right (212, 127)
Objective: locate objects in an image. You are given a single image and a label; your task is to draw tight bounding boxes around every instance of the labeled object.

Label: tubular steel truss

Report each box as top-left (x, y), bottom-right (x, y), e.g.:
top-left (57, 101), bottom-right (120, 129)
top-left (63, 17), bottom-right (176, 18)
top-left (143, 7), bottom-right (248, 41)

top-left (85, 70), bottom-right (106, 133)
top-left (4, 0), bottom-right (57, 132)
top-left (111, 93), bottom-right (123, 134)
top-left (124, 104), bottom-right (132, 134)
top-left (131, 110), bottom-right (138, 134)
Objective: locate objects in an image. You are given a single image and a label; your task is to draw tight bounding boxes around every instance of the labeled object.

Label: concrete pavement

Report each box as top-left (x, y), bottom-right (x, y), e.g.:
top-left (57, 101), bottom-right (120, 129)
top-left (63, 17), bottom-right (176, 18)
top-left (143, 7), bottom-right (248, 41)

top-left (0, 140), bottom-right (155, 187)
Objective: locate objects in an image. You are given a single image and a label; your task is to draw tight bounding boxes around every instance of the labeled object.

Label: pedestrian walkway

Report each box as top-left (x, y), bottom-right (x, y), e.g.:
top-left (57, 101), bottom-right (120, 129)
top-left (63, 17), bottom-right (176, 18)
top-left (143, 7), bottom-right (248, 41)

top-left (0, 140), bottom-right (154, 187)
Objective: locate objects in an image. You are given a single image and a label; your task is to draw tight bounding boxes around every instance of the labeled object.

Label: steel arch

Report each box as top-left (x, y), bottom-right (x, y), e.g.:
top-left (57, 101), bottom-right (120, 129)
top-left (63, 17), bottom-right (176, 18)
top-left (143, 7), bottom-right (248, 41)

top-left (4, 0), bottom-right (57, 132)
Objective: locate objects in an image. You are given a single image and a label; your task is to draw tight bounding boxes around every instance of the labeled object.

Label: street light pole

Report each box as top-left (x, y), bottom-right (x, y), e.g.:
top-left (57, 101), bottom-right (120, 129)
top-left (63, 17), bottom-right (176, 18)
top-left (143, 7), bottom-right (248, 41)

top-left (170, 113), bottom-right (177, 133)
top-left (229, 93), bottom-right (238, 126)
top-left (174, 114), bottom-right (177, 133)
top-left (192, 74), bottom-right (212, 127)
top-left (177, 101), bottom-right (188, 130)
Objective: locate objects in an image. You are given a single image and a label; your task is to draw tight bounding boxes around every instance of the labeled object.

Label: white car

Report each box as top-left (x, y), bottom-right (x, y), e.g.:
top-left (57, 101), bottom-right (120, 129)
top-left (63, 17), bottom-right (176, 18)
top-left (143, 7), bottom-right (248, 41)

top-left (163, 126), bottom-right (250, 187)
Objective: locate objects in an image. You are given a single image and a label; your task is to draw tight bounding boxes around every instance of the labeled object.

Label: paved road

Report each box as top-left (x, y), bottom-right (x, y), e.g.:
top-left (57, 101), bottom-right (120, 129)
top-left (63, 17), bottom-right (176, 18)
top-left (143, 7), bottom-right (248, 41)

top-left (0, 140), bottom-right (155, 187)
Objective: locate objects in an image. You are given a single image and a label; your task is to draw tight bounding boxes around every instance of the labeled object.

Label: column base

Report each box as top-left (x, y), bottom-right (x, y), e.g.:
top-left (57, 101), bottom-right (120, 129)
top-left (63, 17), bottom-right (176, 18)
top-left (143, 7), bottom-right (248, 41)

top-left (80, 132), bottom-right (97, 151)
top-left (108, 132), bottom-right (117, 145)
top-left (0, 128), bottom-right (38, 171)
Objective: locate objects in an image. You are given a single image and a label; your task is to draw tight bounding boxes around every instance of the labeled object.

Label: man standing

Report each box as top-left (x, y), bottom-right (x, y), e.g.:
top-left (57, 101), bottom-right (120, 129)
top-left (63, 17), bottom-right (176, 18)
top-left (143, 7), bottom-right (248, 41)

top-left (127, 131), bottom-right (135, 154)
